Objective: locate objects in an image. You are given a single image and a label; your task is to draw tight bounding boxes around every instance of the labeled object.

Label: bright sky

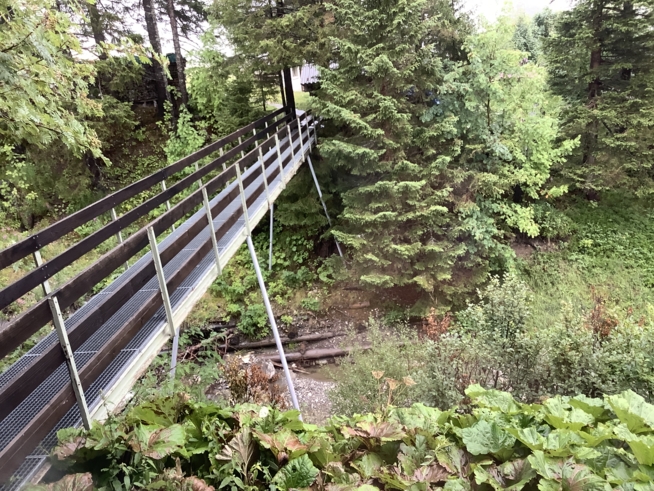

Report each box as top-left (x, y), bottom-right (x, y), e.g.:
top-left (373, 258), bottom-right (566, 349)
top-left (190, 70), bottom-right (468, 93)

top-left (464, 0), bottom-right (572, 22)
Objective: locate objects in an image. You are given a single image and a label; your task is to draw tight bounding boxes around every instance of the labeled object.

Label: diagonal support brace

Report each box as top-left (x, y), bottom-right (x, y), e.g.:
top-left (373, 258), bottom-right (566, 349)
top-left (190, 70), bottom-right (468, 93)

top-left (306, 155), bottom-right (344, 259)
top-left (48, 296), bottom-right (92, 430)
top-left (246, 235), bottom-right (301, 413)
top-left (147, 227), bottom-right (179, 379)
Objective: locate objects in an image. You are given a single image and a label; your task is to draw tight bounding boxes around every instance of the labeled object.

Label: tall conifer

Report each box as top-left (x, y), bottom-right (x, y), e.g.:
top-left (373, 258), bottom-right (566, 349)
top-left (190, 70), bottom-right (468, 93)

top-left (315, 0), bottom-right (469, 293)
top-left (545, 0), bottom-right (654, 194)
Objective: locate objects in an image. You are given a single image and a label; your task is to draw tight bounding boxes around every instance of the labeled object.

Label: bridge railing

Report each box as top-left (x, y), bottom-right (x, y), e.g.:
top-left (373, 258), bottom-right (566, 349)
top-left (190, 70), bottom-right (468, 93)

top-left (0, 108), bottom-right (316, 482)
top-left (0, 107), bottom-right (294, 358)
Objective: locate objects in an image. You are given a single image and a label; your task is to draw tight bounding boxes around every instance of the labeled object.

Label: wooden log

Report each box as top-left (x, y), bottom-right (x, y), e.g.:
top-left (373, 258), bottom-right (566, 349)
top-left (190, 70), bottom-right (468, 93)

top-left (227, 332), bottom-right (343, 351)
top-left (261, 345), bottom-right (371, 362)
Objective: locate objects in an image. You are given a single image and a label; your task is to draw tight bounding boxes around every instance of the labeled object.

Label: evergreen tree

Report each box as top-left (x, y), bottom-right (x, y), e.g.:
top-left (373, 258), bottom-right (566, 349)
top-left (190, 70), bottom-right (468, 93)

top-left (142, 0), bottom-right (171, 117)
top-left (314, 0), bottom-right (472, 294)
top-left (544, 0), bottom-right (654, 194)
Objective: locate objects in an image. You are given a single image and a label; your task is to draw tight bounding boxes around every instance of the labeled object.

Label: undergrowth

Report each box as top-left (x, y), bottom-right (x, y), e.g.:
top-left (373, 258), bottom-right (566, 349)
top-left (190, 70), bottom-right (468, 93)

top-left (41, 386), bottom-right (654, 491)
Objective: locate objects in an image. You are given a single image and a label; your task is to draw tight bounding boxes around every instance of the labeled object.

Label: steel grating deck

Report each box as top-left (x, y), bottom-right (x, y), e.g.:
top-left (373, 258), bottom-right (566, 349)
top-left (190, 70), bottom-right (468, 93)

top-left (0, 122), bottom-right (315, 490)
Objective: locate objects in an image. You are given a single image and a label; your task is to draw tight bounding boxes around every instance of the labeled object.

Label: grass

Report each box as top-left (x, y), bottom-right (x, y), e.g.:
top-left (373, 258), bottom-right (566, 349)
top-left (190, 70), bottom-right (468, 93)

top-left (518, 193), bottom-right (654, 330)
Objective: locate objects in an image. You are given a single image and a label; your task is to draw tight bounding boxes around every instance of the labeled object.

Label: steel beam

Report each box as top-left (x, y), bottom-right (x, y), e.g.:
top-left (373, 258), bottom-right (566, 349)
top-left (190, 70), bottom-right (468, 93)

top-left (147, 227), bottom-right (178, 378)
top-left (48, 296), bottom-right (91, 430)
top-left (307, 155), bottom-right (344, 259)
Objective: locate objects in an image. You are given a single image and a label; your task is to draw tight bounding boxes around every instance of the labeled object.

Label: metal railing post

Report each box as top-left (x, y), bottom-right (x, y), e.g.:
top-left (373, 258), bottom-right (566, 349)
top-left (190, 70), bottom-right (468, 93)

top-left (307, 155), bottom-right (345, 259)
top-left (202, 187), bottom-right (222, 276)
top-left (286, 124), bottom-right (295, 163)
top-left (33, 250), bottom-right (51, 296)
top-left (195, 162), bottom-right (203, 190)
top-left (110, 208), bottom-right (129, 270)
top-left (274, 132), bottom-right (286, 187)
top-left (245, 234), bottom-right (301, 414)
top-left (296, 115), bottom-right (306, 160)
top-left (161, 180), bottom-right (175, 232)
top-left (238, 136), bottom-right (245, 159)
top-left (147, 227), bottom-right (178, 379)
top-left (235, 164), bottom-right (251, 235)
top-left (48, 296), bottom-right (91, 430)
top-left (269, 204), bottom-right (274, 271)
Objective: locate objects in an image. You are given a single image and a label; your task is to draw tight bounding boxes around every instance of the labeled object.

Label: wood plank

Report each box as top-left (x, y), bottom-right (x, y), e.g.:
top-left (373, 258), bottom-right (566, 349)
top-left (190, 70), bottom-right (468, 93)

top-left (0, 135), bottom-right (285, 417)
top-left (0, 114), bottom-right (294, 311)
top-left (0, 108), bottom-right (287, 272)
top-left (0, 161), bottom-right (273, 483)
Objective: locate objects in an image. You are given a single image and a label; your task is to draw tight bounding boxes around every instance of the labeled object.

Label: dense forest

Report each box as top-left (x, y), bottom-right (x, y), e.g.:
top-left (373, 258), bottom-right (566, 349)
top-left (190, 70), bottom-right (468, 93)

top-left (3, 0), bottom-right (654, 488)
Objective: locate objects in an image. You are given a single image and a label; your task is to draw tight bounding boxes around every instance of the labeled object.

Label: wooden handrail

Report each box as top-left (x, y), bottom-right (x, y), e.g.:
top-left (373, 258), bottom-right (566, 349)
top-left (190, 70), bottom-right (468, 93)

top-left (0, 111), bottom-right (293, 312)
top-left (0, 107), bottom-right (287, 272)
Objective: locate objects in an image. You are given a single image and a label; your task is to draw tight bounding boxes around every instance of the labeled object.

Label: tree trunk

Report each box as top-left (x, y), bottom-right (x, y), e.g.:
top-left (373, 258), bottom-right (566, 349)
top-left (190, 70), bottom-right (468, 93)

top-left (86, 2), bottom-right (107, 59)
top-left (142, 0), bottom-right (170, 118)
top-left (165, 0), bottom-right (188, 106)
top-left (582, 2), bottom-right (603, 173)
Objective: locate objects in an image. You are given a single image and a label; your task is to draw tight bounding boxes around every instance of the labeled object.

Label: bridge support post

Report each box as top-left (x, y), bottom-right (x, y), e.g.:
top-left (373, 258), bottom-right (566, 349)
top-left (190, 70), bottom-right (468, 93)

top-left (246, 234), bottom-right (301, 413)
top-left (235, 155), bottom-right (300, 413)
top-left (307, 155), bottom-right (344, 260)
top-left (48, 296), bottom-right (92, 430)
top-left (147, 227), bottom-right (179, 379)
top-left (269, 204), bottom-right (274, 271)
top-left (161, 180), bottom-right (175, 232)
top-left (202, 187), bottom-right (222, 275)
top-left (110, 208), bottom-right (129, 271)
top-left (33, 250), bottom-right (52, 296)
top-left (274, 133), bottom-right (286, 188)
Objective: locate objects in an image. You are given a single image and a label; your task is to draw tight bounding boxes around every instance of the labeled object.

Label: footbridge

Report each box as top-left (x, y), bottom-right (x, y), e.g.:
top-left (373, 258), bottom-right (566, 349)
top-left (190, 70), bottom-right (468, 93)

top-left (0, 108), bottom-right (325, 489)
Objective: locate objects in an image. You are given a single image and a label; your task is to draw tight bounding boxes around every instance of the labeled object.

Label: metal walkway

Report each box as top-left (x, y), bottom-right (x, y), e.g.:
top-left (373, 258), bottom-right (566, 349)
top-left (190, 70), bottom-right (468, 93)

top-left (0, 108), bottom-right (317, 489)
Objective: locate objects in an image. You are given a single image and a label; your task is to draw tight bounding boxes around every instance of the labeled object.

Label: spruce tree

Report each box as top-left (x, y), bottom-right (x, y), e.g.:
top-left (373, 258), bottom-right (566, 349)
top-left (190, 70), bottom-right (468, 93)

top-left (545, 0), bottom-right (654, 194)
top-left (314, 0), bottom-right (471, 294)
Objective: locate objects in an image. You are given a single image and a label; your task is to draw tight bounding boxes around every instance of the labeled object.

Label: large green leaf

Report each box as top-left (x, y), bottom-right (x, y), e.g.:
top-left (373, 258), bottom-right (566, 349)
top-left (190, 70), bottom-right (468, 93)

top-left (254, 428), bottom-right (308, 460)
top-left (569, 395), bottom-right (610, 422)
top-left (271, 454), bottom-right (320, 491)
top-left (542, 398), bottom-right (596, 431)
top-left (528, 451), bottom-right (608, 491)
top-left (614, 425), bottom-right (654, 466)
top-left (606, 391), bottom-right (654, 434)
top-left (127, 424), bottom-right (186, 460)
top-left (473, 459), bottom-right (536, 490)
top-left (506, 427), bottom-right (544, 451)
top-left (352, 453), bottom-right (383, 479)
top-left (461, 420), bottom-right (516, 459)
top-left (465, 385), bottom-right (522, 415)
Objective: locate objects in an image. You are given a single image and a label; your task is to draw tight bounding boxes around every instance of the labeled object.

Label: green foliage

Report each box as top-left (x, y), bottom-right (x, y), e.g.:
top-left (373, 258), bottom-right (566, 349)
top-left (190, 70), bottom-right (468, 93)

top-left (329, 322), bottom-right (428, 416)
top-left (160, 104), bottom-right (207, 164)
top-left (133, 325), bottom-right (226, 403)
top-left (0, 0), bottom-right (101, 154)
top-left (188, 31), bottom-right (269, 136)
top-left (545, 0), bottom-right (654, 193)
top-left (315, 0), bottom-right (475, 296)
top-left (334, 268), bottom-right (654, 413)
top-left (47, 388), bottom-right (654, 491)
top-left (209, 223), bottom-right (323, 337)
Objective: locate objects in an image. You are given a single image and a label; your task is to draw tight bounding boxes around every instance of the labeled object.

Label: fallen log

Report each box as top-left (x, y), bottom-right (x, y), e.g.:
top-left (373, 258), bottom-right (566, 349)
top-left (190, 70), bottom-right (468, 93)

top-left (227, 332), bottom-right (343, 351)
top-left (262, 344), bottom-right (371, 363)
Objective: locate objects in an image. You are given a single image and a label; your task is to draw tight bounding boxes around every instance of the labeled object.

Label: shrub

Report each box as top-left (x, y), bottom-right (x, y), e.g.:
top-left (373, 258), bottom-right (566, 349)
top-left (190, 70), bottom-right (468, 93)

top-left (328, 321), bottom-right (428, 416)
top-left (332, 273), bottom-right (654, 412)
top-left (45, 387), bottom-right (654, 491)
